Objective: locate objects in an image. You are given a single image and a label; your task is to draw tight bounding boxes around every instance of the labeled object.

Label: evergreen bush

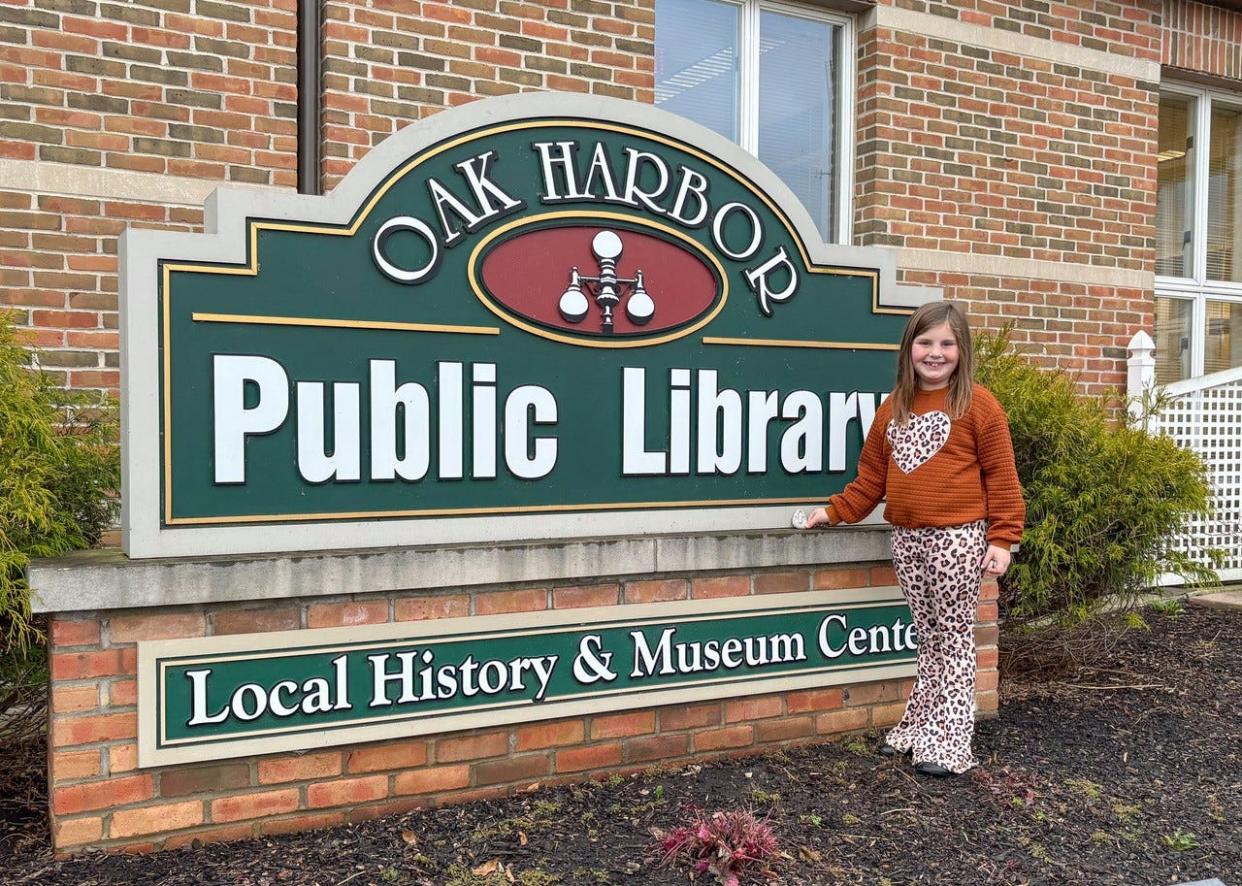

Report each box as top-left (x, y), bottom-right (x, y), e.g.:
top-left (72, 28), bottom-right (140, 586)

top-left (974, 327), bottom-right (1218, 670)
top-left (0, 313), bottom-right (120, 654)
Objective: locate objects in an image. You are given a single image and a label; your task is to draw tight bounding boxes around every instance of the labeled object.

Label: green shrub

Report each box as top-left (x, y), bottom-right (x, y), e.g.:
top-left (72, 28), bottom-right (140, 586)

top-left (0, 312), bottom-right (120, 653)
top-left (974, 328), bottom-right (1217, 669)
top-left (0, 641), bottom-right (48, 744)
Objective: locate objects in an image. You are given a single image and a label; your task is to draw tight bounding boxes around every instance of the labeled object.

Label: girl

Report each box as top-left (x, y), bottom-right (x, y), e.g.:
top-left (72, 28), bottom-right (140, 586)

top-left (802, 301), bottom-right (1024, 777)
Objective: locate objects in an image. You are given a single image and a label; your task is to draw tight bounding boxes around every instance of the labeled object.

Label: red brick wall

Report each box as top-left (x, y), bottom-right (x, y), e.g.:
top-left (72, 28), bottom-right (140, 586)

top-left (0, 190), bottom-right (203, 392)
top-left (46, 565), bottom-right (1002, 852)
top-left (899, 271), bottom-right (1149, 390)
top-left (855, 5), bottom-right (1164, 393)
top-left (0, 0), bottom-right (297, 183)
top-left (856, 32), bottom-right (1158, 270)
top-left (1163, 0), bottom-right (1242, 80)
top-left (318, 0), bottom-right (656, 189)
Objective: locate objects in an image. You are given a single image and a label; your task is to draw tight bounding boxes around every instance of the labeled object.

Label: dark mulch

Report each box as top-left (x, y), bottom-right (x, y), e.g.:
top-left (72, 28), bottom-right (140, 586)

top-left (4, 605), bottom-right (1239, 885)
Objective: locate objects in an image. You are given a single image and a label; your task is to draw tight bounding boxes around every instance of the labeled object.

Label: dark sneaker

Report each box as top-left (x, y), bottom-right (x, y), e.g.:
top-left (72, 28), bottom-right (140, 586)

top-left (914, 761), bottom-right (954, 778)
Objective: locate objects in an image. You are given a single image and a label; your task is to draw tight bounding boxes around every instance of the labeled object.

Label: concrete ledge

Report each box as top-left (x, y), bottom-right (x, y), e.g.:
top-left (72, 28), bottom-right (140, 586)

top-left (866, 5), bottom-right (1162, 81)
top-left (1187, 589), bottom-right (1242, 611)
top-left (0, 157), bottom-right (287, 206)
top-left (28, 527), bottom-right (892, 614)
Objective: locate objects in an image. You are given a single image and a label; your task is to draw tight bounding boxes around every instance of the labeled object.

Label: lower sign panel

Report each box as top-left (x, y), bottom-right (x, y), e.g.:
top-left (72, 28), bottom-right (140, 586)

top-left (137, 588), bottom-right (916, 767)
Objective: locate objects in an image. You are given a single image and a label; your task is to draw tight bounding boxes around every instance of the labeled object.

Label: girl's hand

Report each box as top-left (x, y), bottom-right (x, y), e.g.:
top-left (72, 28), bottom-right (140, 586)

top-left (803, 507), bottom-right (830, 529)
top-left (980, 544), bottom-right (1011, 577)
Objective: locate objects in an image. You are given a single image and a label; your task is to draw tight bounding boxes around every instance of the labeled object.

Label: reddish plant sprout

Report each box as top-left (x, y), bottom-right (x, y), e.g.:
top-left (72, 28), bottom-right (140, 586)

top-left (653, 807), bottom-right (780, 885)
top-left (971, 765), bottom-right (1040, 808)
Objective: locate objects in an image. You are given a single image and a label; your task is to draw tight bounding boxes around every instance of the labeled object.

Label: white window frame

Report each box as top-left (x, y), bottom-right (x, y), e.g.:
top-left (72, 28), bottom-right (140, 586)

top-left (656, 0), bottom-right (856, 245)
top-left (1157, 81), bottom-right (1242, 378)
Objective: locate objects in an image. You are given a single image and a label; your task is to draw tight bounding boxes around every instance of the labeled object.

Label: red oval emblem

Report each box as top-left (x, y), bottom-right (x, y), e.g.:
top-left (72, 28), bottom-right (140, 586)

top-left (471, 218), bottom-right (724, 346)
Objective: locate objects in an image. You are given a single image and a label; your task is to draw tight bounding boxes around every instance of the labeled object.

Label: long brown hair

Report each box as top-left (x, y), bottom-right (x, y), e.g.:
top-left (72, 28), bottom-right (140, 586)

top-left (890, 301), bottom-right (974, 425)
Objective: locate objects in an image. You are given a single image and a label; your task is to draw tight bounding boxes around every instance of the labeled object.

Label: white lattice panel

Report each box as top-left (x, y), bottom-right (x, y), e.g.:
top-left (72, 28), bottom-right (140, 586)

top-left (1153, 367), bottom-right (1242, 585)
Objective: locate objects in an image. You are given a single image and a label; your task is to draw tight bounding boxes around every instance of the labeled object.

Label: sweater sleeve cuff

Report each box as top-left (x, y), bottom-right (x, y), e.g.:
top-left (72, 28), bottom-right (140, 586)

top-left (826, 503), bottom-right (840, 525)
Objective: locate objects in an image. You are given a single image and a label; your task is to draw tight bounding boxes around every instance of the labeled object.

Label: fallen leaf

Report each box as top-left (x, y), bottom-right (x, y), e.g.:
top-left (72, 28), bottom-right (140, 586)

top-left (400, 830), bottom-right (418, 847)
top-left (473, 859), bottom-right (501, 876)
top-left (518, 830), bottom-right (528, 846)
top-left (799, 845), bottom-right (822, 863)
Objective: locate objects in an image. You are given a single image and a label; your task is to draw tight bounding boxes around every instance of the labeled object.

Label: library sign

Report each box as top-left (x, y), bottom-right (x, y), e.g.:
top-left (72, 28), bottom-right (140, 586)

top-left (120, 95), bottom-right (935, 766)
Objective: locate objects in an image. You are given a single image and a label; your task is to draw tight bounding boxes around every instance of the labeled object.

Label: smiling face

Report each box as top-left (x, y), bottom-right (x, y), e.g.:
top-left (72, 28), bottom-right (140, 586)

top-left (910, 321), bottom-right (959, 390)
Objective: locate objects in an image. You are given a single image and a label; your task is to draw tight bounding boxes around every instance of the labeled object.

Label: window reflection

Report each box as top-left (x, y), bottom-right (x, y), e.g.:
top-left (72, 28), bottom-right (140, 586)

top-left (654, 0), bottom-right (740, 142)
top-left (1207, 104), bottom-right (1242, 283)
top-left (758, 12), bottom-right (838, 242)
top-left (654, 0), bottom-right (843, 242)
top-left (1155, 297), bottom-right (1193, 384)
top-left (1204, 300), bottom-right (1242, 374)
top-left (1156, 95), bottom-right (1193, 278)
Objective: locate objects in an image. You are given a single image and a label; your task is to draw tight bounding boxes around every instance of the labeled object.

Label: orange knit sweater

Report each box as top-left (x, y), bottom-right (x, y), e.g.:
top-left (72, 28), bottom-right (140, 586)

top-left (826, 383), bottom-right (1025, 547)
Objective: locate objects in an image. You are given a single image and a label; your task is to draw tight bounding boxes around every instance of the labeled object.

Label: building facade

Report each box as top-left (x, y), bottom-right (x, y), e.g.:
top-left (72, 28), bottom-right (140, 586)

top-left (4, 0), bottom-right (1241, 394)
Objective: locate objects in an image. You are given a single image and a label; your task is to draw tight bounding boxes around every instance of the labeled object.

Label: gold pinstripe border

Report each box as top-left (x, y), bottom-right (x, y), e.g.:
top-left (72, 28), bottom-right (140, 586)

top-left (191, 313), bottom-right (500, 336)
top-left (703, 337), bottom-right (900, 351)
top-left (165, 496), bottom-right (829, 526)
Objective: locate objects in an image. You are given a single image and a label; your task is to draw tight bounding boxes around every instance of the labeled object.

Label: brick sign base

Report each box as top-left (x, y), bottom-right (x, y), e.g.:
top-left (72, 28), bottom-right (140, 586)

top-left (46, 559), bottom-right (999, 853)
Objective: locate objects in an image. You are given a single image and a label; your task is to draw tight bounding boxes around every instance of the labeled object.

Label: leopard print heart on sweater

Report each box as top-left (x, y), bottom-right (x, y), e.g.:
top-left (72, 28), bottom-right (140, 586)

top-left (886, 411), bottom-right (951, 474)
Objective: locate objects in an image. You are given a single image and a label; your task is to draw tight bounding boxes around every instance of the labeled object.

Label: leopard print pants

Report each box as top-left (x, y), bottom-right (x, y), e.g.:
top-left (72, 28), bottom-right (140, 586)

top-left (885, 520), bottom-right (988, 774)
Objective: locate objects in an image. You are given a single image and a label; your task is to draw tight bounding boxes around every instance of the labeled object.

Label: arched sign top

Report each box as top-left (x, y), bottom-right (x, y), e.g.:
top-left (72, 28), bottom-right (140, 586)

top-left (121, 93), bottom-right (939, 559)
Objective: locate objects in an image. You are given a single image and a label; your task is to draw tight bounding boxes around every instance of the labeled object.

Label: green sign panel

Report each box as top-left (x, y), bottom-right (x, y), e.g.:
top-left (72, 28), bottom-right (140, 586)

top-left (137, 589), bottom-right (915, 766)
top-left (121, 93), bottom-right (934, 558)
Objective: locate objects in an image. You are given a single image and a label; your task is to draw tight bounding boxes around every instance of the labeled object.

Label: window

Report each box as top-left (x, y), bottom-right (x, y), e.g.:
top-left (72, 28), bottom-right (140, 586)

top-left (1156, 85), bottom-right (1242, 381)
top-left (654, 0), bottom-right (853, 244)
